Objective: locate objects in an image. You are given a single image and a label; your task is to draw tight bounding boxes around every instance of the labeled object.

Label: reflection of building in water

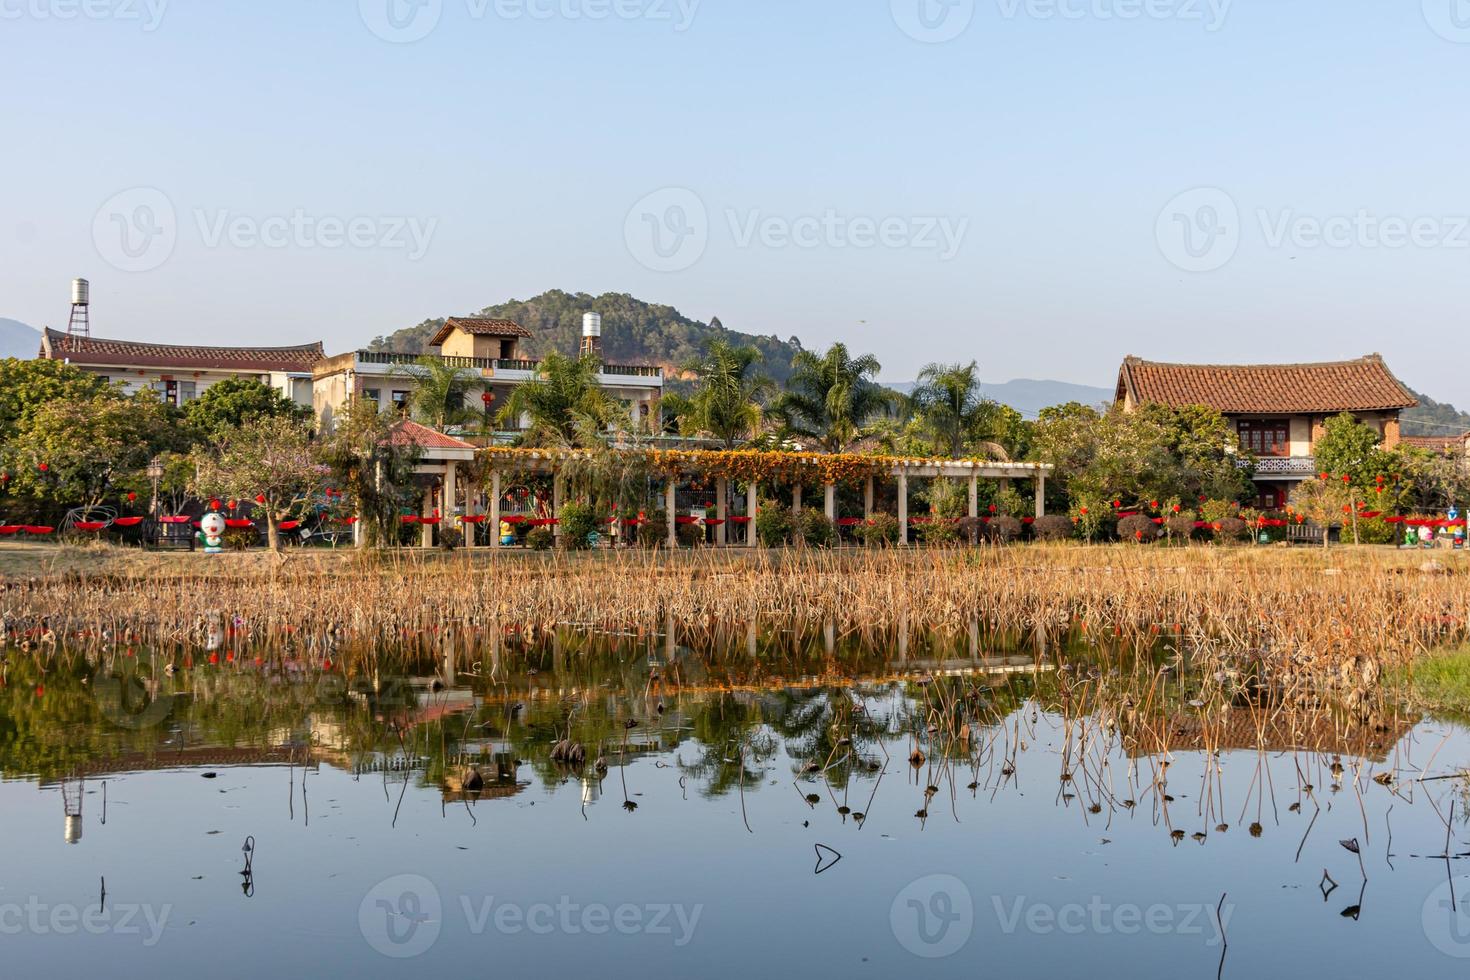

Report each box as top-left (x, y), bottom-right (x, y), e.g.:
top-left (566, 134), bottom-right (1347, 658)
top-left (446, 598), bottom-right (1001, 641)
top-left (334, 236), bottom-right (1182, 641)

top-left (1125, 709), bottom-right (1417, 764)
top-left (62, 777), bottom-right (83, 844)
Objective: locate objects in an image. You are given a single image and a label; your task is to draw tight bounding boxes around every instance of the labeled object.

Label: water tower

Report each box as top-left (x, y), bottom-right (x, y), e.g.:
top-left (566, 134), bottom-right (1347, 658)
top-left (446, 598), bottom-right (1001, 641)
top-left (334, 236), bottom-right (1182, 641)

top-left (581, 312), bottom-right (602, 358)
top-left (67, 278), bottom-right (91, 338)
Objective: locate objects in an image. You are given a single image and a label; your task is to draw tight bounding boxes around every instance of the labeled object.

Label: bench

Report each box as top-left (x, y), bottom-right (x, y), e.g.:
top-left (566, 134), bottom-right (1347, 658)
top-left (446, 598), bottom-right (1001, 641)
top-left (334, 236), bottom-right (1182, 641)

top-left (1286, 524), bottom-right (1328, 546)
top-left (150, 519), bottom-right (197, 551)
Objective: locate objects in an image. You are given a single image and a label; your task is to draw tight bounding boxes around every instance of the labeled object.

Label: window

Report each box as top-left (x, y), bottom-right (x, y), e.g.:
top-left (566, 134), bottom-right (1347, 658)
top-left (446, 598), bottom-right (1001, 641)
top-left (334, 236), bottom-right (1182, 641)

top-left (1238, 419), bottom-right (1289, 457)
top-left (178, 381), bottom-right (197, 404)
top-left (392, 390), bottom-right (409, 412)
top-left (362, 388), bottom-right (381, 409)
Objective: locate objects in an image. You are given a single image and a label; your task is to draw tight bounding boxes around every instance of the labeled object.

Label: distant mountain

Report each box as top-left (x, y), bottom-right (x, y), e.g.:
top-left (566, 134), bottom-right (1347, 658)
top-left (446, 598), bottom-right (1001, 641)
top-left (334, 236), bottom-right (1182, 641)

top-left (369, 290), bottom-right (804, 387)
top-left (1403, 388), bottom-right (1470, 438)
top-left (885, 378), bottom-right (1113, 418)
top-left (0, 319), bottom-right (40, 360)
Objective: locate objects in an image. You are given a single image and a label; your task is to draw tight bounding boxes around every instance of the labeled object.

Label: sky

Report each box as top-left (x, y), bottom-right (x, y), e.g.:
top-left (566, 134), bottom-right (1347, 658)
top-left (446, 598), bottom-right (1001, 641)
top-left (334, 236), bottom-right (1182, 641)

top-left (2, 0), bottom-right (1467, 405)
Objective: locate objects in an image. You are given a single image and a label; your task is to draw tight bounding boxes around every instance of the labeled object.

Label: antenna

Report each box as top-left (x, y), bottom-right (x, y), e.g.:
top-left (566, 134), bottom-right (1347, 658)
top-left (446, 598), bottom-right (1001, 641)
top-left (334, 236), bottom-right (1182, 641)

top-left (67, 278), bottom-right (91, 339)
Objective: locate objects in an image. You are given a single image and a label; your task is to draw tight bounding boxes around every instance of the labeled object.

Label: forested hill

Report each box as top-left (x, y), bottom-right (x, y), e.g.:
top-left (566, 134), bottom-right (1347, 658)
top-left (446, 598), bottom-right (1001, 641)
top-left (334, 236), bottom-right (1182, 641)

top-left (1402, 389), bottom-right (1470, 438)
top-left (368, 290), bottom-right (804, 384)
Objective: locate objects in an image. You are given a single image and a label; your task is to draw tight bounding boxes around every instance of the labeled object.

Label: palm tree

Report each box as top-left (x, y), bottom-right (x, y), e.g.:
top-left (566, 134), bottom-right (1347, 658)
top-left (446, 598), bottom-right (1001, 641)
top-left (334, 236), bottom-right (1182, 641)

top-left (682, 339), bottom-right (773, 448)
top-left (391, 356), bottom-right (484, 431)
top-left (497, 351), bottom-right (627, 448)
top-left (772, 343), bottom-right (893, 453)
top-left (909, 361), bottom-right (1010, 459)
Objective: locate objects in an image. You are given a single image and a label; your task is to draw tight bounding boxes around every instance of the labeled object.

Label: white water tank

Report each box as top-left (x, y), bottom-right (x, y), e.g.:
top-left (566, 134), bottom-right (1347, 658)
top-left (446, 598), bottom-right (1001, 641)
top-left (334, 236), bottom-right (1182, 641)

top-left (72, 278), bottom-right (90, 306)
top-left (582, 312), bottom-right (602, 338)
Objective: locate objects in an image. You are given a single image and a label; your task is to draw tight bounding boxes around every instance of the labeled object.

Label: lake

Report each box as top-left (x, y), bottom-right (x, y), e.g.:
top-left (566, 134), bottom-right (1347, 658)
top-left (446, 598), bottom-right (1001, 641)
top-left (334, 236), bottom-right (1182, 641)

top-left (2, 629), bottom-right (1467, 978)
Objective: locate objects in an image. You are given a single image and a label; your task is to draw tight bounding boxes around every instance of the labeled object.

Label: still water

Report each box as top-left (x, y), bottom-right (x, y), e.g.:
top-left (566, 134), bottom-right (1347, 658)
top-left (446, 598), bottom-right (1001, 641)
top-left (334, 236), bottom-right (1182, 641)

top-left (2, 632), bottom-right (1468, 979)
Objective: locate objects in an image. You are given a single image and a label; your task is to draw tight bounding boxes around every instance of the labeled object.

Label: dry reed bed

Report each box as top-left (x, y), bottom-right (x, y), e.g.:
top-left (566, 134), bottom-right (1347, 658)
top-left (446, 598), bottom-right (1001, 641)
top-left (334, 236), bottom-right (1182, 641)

top-left (1, 546), bottom-right (1465, 683)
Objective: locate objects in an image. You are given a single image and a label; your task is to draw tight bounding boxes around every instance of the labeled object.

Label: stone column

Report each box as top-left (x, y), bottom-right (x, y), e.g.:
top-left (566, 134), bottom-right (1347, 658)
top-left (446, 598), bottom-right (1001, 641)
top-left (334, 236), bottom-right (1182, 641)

top-left (968, 473), bottom-right (980, 545)
top-left (421, 486), bottom-right (434, 548)
top-left (824, 484), bottom-right (836, 521)
top-left (716, 476), bottom-right (728, 547)
top-left (1383, 417), bottom-right (1402, 449)
top-left (443, 464), bottom-right (457, 529)
top-left (666, 479), bottom-right (678, 549)
top-left (897, 471), bottom-right (908, 546)
top-left (864, 476), bottom-right (874, 520)
top-left (747, 483), bottom-right (758, 548)
top-left (792, 484), bottom-right (802, 513)
top-left (490, 470), bottom-right (502, 551)
top-left (1035, 473), bottom-right (1046, 519)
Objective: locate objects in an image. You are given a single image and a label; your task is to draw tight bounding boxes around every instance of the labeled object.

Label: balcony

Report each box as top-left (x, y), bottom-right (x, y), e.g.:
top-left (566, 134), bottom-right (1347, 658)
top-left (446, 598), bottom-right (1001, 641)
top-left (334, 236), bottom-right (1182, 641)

top-left (1252, 456), bottom-right (1317, 477)
top-left (352, 350), bottom-right (662, 381)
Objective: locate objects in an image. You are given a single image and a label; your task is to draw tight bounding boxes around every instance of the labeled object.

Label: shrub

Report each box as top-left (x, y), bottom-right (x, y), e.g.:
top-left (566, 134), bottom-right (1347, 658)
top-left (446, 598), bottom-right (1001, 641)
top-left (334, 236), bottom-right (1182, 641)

top-left (559, 503), bottom-right (598, 551)
top-left (1069, 499), bottom-right (1112, 543)
top-left (223, 529), bottom-right (255, 551)
top-left (677, 520), bottom-right (704, 548)
top-left (1117, 514), bottom-right (1157, 543)
top-left (640, 510), bottom-right (669, 549)
top-left (1032, 515), bottom-right (1074, 542)
top-left (919, 517), bottom-right (960, 546)
top-left (797, 510), bottom-right (836, 548)
top-left (955, 516), bottom-right (985, 544)
top-left (1356, 515), bottom-right (1398, 545)
top-left (993, 486), bottom-right (1030, 519)
top-left (756, 504), bottom-right (794, 548)
top-left (1215, 517), bottom-right (1250, 542)
top-left (1164, 514), bottom-right (1198, 542)
top-left (985, 515), bottom-right (1022, 544)
top-left (526, 526), bottom-right (554, 551)
top-left (856, 513), bottom-right (901, 546)
top-left (438, 525), bottom-right (462, 552)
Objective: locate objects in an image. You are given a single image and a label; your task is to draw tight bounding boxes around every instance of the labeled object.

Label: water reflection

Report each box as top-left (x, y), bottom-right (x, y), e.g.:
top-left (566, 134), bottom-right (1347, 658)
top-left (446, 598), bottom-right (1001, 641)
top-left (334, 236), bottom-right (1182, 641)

top-left (0, 628), bottom-right (1467, 978)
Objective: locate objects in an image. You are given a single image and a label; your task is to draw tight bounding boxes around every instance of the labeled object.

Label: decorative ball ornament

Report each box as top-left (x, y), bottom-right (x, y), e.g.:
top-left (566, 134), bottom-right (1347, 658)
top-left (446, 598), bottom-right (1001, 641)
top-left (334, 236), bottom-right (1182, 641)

top-left (127, 491), bottom-right (137, 502)
top-left (38, 463), bottom-right (48, 472)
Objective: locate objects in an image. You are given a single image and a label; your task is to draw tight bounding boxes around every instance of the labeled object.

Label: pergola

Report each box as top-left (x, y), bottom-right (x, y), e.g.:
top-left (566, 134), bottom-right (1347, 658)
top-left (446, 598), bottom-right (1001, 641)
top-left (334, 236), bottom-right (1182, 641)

top-left (384, 440), bottom-right (1053, 549)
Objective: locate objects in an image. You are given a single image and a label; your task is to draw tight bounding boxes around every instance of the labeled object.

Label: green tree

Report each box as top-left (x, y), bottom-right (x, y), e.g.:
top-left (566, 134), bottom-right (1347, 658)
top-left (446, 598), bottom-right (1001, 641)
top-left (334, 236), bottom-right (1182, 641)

top-left (498, 351), bottom-right (627, 448)
top-left (192, 416), bottom-right (323, 552)
top-left (318, 401), bottom-right (422, 549)
top-left (1314, 412), bottom-right (1390, 486)
top-left (908, 361), bottom-right (1012, 459)
top-left (392, 356), bottom-right (485, 431)
top-left (2, 390), bottom-right (182, 510)
top-left (0, 358), bottom-right (111, 434)
top-left (771, 343), bottom-right (892, 453)
top-left (681, 339), bottom-right (773, 448)
top-left (184, 377), bottom-right (310, 441)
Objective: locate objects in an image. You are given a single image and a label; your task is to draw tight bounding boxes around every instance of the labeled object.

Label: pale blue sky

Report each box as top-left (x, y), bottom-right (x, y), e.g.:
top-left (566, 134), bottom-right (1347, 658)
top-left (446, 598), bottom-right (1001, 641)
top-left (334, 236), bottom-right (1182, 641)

top-left (2, 1), bottom-right (1467, 405)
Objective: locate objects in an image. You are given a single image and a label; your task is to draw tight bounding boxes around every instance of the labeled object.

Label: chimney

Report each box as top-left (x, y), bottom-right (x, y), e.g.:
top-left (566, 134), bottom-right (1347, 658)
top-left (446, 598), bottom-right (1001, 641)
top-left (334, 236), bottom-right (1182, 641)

top-left (581, 312), bottom-right (602, 358)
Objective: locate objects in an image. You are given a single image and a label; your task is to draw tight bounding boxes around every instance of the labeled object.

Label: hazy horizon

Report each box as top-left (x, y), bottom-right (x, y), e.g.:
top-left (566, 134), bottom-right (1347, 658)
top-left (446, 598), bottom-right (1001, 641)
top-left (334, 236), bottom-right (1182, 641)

top-left (3, 1), bottom-right (1465, 404)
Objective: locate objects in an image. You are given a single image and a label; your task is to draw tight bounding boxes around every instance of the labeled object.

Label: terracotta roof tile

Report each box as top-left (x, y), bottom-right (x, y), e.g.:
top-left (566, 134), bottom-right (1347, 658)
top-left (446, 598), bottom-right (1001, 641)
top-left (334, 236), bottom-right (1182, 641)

top-left (1402, 435), bottom-right (1468, 452)
top-left (429, 317), bottom-right (532, 347)
top-left (1116, 355), bottom-right (1417, 414)
top-left (386, 419), bottom-right (478, 451)
top-left (39, 327), bottom-right (323, 373)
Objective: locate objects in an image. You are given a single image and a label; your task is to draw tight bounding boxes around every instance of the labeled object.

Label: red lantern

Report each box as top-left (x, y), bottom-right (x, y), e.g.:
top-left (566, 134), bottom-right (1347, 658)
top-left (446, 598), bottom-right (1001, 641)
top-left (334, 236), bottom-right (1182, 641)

top-left (255, 494), bottom-right (266, 505)
top-left (210, 498), bottom-right (221, 510)
top-left (1319, 472), bottom-right (1329, 481)
top-left (227, 500), bottom-right (238, 511)
top-left (481, 391), bottom-right (495, 407)
top-left (1080, 507), bottom-right (1089, 516)
top-left (1149, 500), bottom-right (1159, 510)
top-left (37, 463), bottom-right (48, 472)
top-left (1, 473), bottom-right (9, 483)
top-left (1172, 504), bottom-right (1181, 514)
top-left (127, 491), bottom-right (137, 502)
top-left (1341, 475), bottom-right (1350, 484)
